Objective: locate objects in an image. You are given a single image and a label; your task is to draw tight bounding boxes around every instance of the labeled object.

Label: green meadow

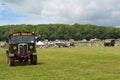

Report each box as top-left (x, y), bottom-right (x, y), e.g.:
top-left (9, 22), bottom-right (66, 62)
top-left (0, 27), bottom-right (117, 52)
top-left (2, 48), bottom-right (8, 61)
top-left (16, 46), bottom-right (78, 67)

top-left (0, 47), bottom-right (120, 80)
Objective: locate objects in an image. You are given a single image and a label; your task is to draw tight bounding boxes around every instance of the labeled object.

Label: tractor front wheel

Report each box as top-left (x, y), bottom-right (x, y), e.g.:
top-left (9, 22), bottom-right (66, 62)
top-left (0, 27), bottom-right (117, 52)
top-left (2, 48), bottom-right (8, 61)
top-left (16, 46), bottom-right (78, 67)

top-left (30, 55), bottom-right (37, 65)
top-left (8, 57), bottom-right (14, 66)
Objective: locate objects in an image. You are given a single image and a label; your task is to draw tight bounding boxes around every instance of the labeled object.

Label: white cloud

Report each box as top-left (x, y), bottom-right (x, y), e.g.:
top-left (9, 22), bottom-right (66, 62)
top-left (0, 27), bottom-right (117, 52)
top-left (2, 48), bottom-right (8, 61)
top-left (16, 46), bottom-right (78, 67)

top-left (1, 0), bottom-right (120, 26)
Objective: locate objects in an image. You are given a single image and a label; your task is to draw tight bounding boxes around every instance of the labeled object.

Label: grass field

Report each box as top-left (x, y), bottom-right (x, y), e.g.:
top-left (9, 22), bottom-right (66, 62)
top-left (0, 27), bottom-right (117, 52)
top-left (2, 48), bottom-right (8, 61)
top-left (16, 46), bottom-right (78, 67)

top-left (0, 46), bottom-right (120, 80)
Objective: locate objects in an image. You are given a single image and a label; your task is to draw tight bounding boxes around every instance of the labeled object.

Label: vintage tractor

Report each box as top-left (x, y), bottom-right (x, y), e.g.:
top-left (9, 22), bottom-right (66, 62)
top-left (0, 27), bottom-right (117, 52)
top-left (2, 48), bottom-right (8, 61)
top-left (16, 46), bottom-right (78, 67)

top-left (6, 32), bottom-right (37, 66)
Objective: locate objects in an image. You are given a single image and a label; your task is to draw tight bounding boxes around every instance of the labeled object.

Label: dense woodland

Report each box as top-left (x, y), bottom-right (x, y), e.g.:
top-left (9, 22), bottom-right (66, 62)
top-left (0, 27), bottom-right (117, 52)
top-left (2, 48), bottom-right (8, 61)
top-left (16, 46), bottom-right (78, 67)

top-left (0, 24), bottom-right (120, 41)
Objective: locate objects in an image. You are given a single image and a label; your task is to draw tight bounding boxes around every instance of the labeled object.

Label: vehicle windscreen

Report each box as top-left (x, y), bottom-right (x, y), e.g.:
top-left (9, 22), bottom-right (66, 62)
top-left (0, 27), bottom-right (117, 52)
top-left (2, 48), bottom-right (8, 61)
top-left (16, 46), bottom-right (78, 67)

top-left (10, 36), bottom-right (35, 44)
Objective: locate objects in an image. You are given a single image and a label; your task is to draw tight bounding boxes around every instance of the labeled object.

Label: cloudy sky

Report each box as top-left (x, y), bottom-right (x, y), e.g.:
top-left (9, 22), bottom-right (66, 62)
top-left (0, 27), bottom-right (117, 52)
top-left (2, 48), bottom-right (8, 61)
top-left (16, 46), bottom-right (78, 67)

top-left (0, 0), bottom-right (120, 26)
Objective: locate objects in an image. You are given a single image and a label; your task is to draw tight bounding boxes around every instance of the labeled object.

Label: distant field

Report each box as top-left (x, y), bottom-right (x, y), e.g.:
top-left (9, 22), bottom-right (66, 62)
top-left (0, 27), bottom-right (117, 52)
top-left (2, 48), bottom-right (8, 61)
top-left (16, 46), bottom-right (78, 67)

top-left (0, 47), bottom-right (120, 80)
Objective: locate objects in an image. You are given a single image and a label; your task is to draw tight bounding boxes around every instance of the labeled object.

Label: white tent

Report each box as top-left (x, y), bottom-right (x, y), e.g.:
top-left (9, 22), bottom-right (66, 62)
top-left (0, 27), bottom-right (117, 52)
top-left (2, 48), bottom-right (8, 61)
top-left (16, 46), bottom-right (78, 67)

top-left (36, 41), bottom-right (44, 46)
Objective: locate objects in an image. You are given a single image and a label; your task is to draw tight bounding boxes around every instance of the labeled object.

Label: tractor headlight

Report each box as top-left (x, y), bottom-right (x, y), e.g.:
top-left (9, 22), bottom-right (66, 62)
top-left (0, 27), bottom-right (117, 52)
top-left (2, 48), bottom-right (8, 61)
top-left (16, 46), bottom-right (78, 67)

top-left (13, 46), bottom-right (17, 50)
top-left (30, 45), bottom-right (33, 49)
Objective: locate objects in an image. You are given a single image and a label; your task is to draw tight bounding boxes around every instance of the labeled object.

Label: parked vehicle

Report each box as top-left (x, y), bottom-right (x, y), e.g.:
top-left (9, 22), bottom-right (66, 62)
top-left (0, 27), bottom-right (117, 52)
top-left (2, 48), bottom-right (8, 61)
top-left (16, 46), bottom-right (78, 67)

top-left (6, 32), bottom-right (37, 66)
top-left (104, 39), bottom-right (115, 47)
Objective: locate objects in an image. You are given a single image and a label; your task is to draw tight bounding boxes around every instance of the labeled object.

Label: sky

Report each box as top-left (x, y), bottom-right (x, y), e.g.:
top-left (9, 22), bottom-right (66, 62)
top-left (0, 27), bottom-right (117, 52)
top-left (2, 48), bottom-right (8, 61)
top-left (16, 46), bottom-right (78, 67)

top-left (0, 0), bottom-right (120, 26)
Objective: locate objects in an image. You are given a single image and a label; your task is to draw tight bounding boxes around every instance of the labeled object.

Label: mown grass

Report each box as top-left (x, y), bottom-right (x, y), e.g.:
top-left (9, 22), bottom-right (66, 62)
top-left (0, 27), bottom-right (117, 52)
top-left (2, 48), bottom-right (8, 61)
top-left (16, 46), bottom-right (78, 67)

top-left (0, 46), bottom-right (120, 80)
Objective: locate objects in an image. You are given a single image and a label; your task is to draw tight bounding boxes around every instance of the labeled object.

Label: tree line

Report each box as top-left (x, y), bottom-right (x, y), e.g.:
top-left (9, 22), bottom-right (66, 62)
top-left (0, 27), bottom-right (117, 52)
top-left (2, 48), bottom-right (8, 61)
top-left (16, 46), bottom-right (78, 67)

top-left (0, 24), bottom-right (120, 41)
